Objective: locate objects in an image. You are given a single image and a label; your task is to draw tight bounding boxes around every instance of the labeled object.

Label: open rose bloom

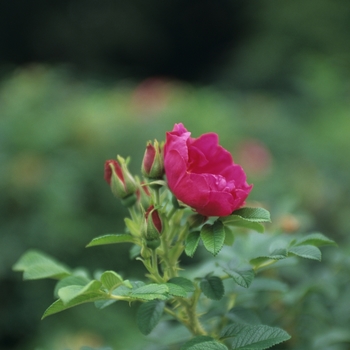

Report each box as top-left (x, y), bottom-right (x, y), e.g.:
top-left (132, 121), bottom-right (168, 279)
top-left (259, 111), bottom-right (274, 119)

top-left (164, 123), bottom-right (252, 217)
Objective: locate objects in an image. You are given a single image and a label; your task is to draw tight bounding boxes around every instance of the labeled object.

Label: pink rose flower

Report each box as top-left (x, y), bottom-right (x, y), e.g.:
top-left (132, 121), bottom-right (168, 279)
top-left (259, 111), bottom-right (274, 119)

top-left (164, 123), bottom-right (252, 217)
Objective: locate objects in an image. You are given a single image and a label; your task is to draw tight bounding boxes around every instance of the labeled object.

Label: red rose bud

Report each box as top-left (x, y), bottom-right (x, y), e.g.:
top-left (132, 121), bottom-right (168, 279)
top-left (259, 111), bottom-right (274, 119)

top-left (144, 205), bottom-right (162, 249)
top-left (104, 156), bottom-right (137, 201)
top-left (141, 140), bottom-right (164, 179)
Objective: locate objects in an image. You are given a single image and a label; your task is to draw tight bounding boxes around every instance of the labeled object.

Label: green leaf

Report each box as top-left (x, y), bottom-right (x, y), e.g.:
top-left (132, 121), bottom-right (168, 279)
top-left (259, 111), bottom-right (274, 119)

top-left (200, 221), bottom-right (225, 256)
top-left (288, 245), bottom-right (322, 261)
top-left (223, 219), bottom-right (265, 234)
top-left (224, 227), bottom-right (235, 246)
top-left (220, 323), bottom-right (249, 339)
top-left (130, 283), bottom-right (169, 300)
top-left (224, 324), bottom-right (291, 349)
top-left (224, 266), bottom-right (255, 288)
top-left (42, 291), bottom-right (108, 319)
top-left (54, 275), bottom-right (91, 297)
top-left (181, 336), bottom-right (228, 350)
top-left (124, 218), bottom-right (140, 236)
top-left (250, 249), bottom-right (288, 269)
top-left (136, 300), bottom-right (165, 335)
top-left (293, 232), bottom-right (337, 247)
top-left (58, 280), bottom-right (104, 305)
top-left (168, 277), bottom-right (195, 292)
top-left (231, 207), bottom-right (271, 223)
top-left (185, 230), bottom-right (201, 257)
top-left (100, 271), bottom-right (123, 292)
top-left (200, 276), bottom-right (225, 301)
top-left (166, 283), bottom-right (187, 297)
top-left (13, 250), bottom-right (71, 280)
top-left (86, 233), bottom-right (135, 247)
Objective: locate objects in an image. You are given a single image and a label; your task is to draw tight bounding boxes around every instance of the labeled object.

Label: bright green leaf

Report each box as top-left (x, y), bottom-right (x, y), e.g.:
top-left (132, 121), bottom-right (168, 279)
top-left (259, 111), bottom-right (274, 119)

top-left (13, 250), bottom-right (71, 280)
top-left (230, 207), bottom-right (271, 223)
top-left (293, 233), bottom-right (337, 247)
top-left (224, 227), bottom-right (235, 246)
top-left (222, 218), bottom-right (265, 233)
top-left (181, 336), bottom-right (228, 350)
top-left (224, 266), bottom-right (255, 288)
top-left (166, 283), bottom-right (187, 297)
top-left (168, 277), bottom-right (195, 292)
top-left (200, 276), bottom-right (225, 301)
top-left (288, 245), bottom-right (322, 261)
top-left (86, 233), bottom-right (135, 247)
top-left (136, 300), bottom-right (165, 335)
top-left (42, 291), bottom-right (108, 319)
top-left (124, 218), bottom-right (140, 236)
top-left (227, 324), bottom-right (291, 349)
top-left (250, 249), bottom-right (288, 269)
top-left (201, 222), bottom-right (225, 256)
top-left (100, 271), bottom-right (123, 292)
top-left (185, 231), bottom-right (201, 257)
top-left (58, 280), bottom-right (103, 305)
top-left (130, 283), bottom-right (169, 301)
top-left (54, 275), bottom-right (91, 297)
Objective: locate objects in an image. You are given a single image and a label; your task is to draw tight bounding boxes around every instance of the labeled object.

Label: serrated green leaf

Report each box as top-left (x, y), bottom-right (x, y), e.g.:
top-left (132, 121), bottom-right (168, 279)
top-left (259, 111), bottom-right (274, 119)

top-left (42, 291), bottom-right (108, 319)
top-left (54, 275), bottom-right (91, 298)
top-left (166, 283), bottom-right (187, 297)
top-left (13, 250), bottom-right (71, 280)
top-left (224, 227), bottom-right (235, 246)
top-left (168, 277), bottom-right (195, 292)
top-left (100, 271), bottom-right (123, 292)
top-left (130, 283), bottom-right (169, 300)
top-left (201, 222), bottom-right (225, 256)
top-left (185, 231), bottom-right (201, 257)
top-left (86, 233), bottom-right (135, 247)
top-left (200, 276), bottom-right (224, 301)
top-left (288, 245), bottom-right (322, 261)
top-left (224, 266), bottom-right (255, 288)
top-left (231, 207), bottom-right (271, 223)
top-left (58, 280), bottom-right (104, 305)
top-left (228, 324), bottom-right (291, 349)
top-left (220, 323), bottom-right (250, 339)
top-left (181, 336), bottom-right (228, 350)
top-left (293, 233), bottom-right (337, 247)
top-left (250, 249), bottom-right (288, 269)
top-left (222, 218), bottom-right (265, 233)
top-left (136, 300), bottom-right (165, 335)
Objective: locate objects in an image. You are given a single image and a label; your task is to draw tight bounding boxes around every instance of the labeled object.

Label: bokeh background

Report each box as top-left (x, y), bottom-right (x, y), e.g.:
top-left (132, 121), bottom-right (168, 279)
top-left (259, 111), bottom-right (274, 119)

top-left (1, 1), bottom-right (350, 349)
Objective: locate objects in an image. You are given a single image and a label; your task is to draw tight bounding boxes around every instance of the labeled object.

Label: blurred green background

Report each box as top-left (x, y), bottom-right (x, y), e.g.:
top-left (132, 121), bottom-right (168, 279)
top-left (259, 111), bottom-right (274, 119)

top-left (1, 1), bottom-right (350, 349)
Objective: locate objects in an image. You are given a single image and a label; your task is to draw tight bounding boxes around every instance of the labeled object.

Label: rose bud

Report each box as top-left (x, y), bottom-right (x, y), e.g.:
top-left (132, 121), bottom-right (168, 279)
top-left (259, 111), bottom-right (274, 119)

top-left (144, 205), bottom-right (162, 249)
top-left (104, 156), bottom-right (137, 205)
top-left (164, 123), bottom-right (253, 217)
top-left (141, 140), bottom-right (164, 179)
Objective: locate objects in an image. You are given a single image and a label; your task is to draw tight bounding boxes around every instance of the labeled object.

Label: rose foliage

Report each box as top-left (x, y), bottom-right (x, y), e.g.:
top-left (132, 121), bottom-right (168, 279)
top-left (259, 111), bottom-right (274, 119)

top-left (13, 123), bottom-right (336, 350)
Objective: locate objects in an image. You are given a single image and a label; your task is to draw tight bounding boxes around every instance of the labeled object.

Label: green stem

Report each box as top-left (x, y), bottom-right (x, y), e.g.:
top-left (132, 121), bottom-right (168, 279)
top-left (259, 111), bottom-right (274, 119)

top-left (183, 285), bottom-right (207, 336)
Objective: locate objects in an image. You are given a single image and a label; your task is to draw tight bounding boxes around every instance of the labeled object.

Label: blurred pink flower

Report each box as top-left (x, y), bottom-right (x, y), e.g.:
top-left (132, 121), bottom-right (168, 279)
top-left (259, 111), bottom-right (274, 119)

top-left (236, 139), bottom-right (272, 177)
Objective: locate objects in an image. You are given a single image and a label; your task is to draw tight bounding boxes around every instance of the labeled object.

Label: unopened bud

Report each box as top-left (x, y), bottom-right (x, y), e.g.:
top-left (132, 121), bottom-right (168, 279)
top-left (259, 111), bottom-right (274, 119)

top-left (141, 140), bottom-right (164, 179)
top-left (104, 156), bottom-right (137, 201)
top-left (144, 205), bottom-right (162, 249)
